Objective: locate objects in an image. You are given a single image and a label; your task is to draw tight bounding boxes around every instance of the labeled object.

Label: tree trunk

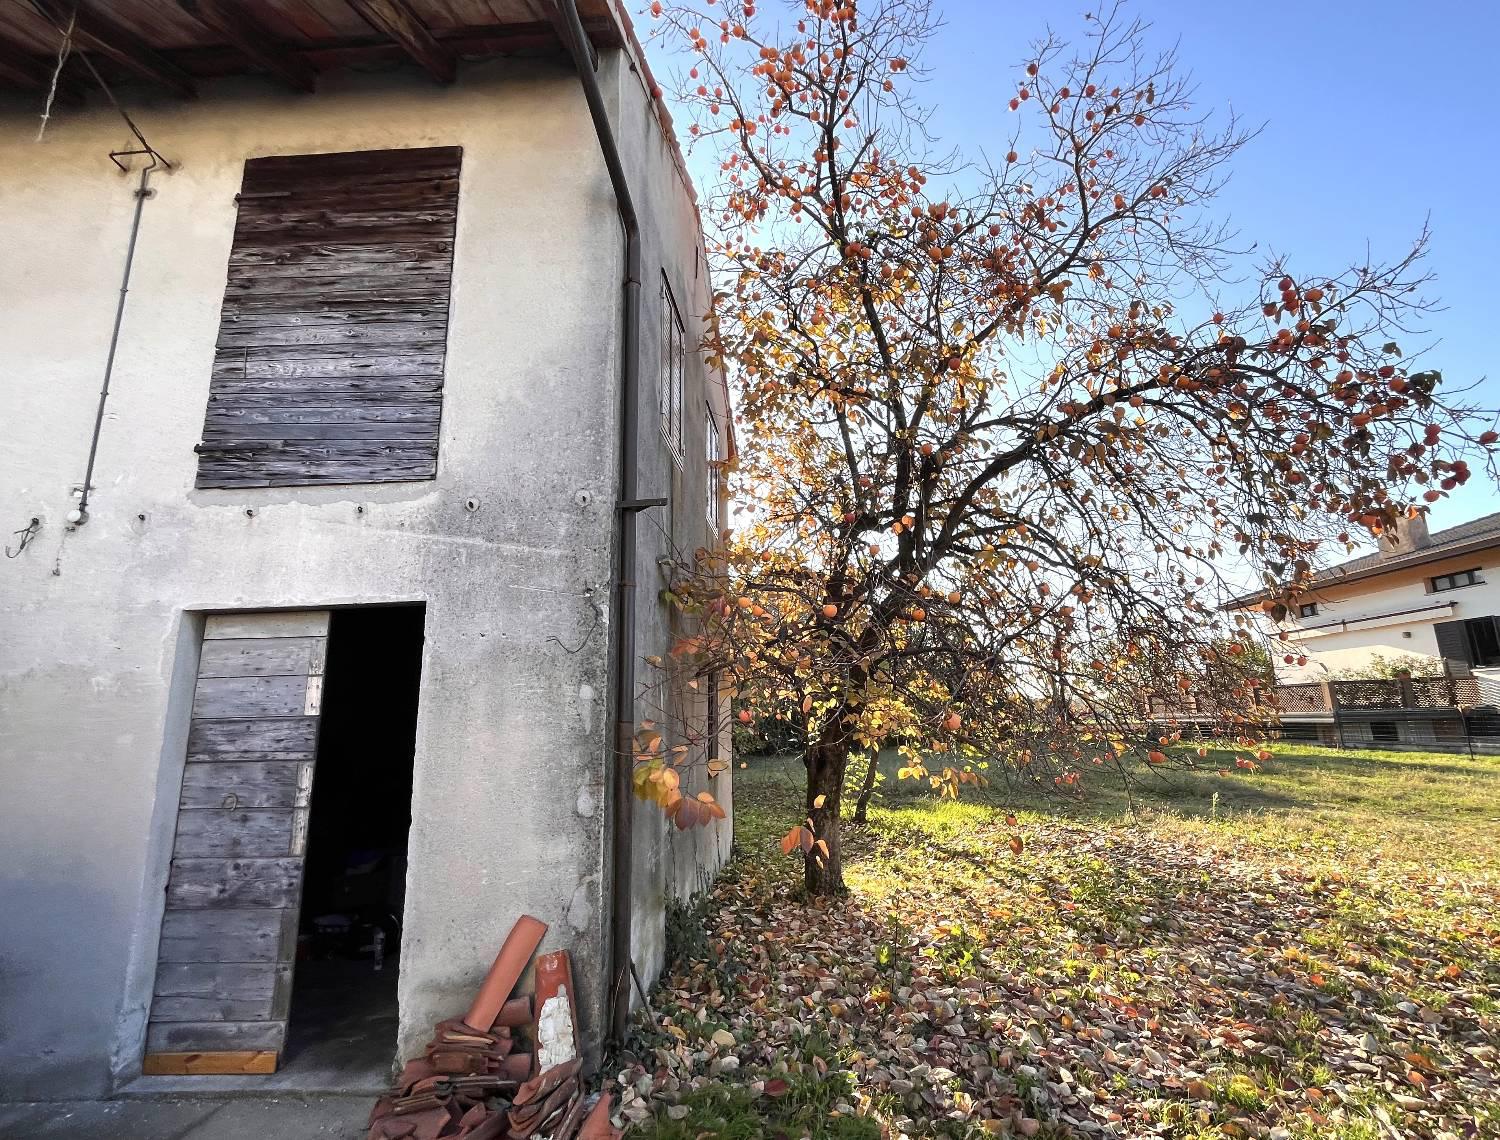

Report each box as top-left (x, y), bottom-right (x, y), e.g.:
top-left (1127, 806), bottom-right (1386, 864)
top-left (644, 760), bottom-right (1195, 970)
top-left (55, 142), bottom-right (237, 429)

top-left (803, 730), bottom-right (849, 895)
top-left (852, 749), bottom-right (878, 824)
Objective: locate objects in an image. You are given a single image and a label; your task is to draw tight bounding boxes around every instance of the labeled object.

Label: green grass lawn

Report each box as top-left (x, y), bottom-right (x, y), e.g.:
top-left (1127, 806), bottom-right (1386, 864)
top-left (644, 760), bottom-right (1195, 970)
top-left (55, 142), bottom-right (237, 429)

top-left (619, 744), bottom-right (1500, 1139)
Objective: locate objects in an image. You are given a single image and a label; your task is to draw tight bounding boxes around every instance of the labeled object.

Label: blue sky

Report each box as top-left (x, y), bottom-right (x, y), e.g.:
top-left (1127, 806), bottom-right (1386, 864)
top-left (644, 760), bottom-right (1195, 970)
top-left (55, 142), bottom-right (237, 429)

top-left (659, 0), bottom-right (1500, 536)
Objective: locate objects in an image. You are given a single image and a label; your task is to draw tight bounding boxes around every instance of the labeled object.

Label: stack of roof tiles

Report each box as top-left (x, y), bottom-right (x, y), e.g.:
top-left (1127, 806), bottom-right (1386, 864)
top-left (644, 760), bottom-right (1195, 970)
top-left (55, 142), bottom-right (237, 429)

top-left (366, 916), bottom-right (620, 1140)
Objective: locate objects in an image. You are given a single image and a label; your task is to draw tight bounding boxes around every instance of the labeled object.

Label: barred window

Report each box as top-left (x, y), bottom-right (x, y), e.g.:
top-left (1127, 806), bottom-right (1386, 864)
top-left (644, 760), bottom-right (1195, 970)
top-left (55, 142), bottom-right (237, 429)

top-left (706, 404), bottom-right (721, 528)
top-left (660, 277), bottom-right (684, 463)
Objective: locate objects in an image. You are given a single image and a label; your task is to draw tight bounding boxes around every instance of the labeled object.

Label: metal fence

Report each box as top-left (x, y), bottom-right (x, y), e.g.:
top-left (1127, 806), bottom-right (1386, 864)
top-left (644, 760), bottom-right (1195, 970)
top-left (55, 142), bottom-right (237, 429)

top-left (1225, 673), bottom-right (1500, 713)
top-left (1145, 668), bottom-right (1500, 751)
top-left (1273, 682), bottom-right (1325, 714)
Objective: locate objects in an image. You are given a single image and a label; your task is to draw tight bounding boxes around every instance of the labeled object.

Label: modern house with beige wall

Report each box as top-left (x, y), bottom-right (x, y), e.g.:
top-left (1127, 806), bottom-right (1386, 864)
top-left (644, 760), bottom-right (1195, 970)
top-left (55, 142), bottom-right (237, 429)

top-left (0, 0), bottom-right (730, 1101)
top-left (1230, 512), bottom-right (1500, 681)
top-left (1217, 512), bottom-right (1500, 751)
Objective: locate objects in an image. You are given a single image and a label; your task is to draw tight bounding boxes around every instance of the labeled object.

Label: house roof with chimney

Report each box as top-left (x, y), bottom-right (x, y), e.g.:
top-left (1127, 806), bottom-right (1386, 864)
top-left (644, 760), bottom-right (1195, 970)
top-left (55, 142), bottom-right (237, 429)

top-left (1225, 509), bottom-right (1500, 610)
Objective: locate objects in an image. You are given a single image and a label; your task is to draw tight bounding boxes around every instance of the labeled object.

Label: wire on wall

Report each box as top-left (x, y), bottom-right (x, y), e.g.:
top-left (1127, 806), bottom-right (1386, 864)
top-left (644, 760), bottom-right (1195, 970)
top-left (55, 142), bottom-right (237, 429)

top-left (34, 6), bottom-right (74, 141)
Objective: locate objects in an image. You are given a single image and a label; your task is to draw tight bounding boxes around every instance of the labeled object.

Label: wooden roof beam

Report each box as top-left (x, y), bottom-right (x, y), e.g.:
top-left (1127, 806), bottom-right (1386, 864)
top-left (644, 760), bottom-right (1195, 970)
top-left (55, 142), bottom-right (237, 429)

top-left (31, 0), bottom-right (196, 98)
top-left (0, 33), bottom-right (51, 88)
top-left (179, 0), bottom-right (316, 93)
top-left (0, 35), bottom-right (84, 104)
top-left (347, 0), bottom-right (455, 84)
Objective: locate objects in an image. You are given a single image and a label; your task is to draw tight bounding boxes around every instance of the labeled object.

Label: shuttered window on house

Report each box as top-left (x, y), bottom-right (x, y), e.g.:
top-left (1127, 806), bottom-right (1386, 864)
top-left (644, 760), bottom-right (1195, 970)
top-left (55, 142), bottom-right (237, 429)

top-left (195, 146), bottom-right (461, 489)
top-left (1434, 619), bottom-right (1472, 665)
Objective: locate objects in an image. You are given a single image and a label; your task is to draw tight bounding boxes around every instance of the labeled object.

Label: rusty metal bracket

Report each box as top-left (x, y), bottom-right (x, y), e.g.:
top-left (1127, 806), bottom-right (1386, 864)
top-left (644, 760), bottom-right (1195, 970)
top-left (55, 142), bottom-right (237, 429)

top-left (616, 497), bottom-right (667, 512)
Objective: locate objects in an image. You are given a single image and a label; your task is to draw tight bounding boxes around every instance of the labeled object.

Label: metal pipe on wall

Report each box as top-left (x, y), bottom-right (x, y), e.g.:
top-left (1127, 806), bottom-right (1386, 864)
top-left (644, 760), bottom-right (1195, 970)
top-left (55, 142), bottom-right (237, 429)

top-left (551, 0), bottom-right (650, 1046)
top-left (72, 163), bottom-right (156, 525)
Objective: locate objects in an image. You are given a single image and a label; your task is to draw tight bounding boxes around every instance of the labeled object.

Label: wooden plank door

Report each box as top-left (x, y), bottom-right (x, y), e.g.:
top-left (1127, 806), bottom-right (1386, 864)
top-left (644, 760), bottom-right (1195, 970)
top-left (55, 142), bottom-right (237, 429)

top-left (143, 611), bottom-right (329, 1076)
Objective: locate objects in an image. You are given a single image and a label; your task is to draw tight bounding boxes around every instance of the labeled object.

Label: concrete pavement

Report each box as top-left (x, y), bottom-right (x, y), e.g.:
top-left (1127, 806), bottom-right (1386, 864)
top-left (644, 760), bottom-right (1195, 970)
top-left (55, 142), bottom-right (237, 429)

top-left (0, 1095), bottom-right (368, 1139)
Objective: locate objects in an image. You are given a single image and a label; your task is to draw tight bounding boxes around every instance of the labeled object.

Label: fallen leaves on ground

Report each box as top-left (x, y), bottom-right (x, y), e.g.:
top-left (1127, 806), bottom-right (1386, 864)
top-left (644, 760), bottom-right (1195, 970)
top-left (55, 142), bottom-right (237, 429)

top-left (613, 779), bottom-right (1500, 1140)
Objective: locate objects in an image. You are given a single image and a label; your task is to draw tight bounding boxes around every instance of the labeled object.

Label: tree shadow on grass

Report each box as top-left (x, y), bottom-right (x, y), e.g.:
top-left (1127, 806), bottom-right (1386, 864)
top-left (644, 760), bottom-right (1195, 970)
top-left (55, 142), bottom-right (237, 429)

top-left (659, 758), bottom-right (1500, 1139)
top-left (844, 813), bottom-right (1500, 1121)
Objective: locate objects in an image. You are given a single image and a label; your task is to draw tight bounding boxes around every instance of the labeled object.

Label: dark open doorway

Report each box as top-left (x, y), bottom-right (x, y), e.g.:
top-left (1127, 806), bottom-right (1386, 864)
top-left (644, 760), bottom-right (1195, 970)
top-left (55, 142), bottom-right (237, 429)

top-left (284, 604), bottom-right (424, 1082)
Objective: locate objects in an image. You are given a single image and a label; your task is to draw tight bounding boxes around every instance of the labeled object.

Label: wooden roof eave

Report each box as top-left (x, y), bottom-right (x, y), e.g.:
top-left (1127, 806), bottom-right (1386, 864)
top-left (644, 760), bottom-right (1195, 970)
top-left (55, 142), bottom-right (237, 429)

top-left (0, 1), bottom-right (625, 99)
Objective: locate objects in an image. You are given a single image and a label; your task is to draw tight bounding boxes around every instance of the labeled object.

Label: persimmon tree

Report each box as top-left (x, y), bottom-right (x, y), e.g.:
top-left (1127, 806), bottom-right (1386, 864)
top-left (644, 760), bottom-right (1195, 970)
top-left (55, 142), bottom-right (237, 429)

top-left (639, 0), bottom-right (1496, 894)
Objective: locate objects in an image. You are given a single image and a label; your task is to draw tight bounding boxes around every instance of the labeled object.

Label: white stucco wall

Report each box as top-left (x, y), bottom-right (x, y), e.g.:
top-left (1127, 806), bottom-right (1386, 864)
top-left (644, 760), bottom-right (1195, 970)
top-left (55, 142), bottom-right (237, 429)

top-left (1265, 551), bottom-right (1500, 678)
top-left (0, 49), bottom-right (727, 1100)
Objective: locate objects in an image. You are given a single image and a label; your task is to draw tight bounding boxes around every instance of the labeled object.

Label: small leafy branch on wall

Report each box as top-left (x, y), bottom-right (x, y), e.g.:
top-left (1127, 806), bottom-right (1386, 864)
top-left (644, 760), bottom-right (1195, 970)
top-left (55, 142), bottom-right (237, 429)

top-left (633, 0), bottom-right (1499, 895)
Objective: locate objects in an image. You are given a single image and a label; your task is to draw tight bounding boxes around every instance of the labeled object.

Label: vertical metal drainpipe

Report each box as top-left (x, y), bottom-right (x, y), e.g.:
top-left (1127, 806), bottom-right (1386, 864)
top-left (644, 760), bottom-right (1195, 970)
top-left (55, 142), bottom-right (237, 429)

top-left (551, 0), bottom-right (645, 1046)
top-left (74, 164), bottom-right (155, 525)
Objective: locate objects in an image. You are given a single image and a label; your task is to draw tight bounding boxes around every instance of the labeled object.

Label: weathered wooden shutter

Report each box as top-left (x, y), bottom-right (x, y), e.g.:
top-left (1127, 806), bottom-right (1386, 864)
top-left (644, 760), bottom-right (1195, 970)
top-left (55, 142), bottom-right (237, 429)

top-left (196, 146), bottom-right (461, 488)
top-left (143, 611), bottom-right (329, 1075)
top-left (1434, 619), bottom-right (1472, 666)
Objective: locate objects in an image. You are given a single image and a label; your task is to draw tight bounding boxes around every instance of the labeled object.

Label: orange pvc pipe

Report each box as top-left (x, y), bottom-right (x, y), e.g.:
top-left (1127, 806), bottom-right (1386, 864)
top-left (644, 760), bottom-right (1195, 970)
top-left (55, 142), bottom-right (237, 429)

top-left (463, 915), bottom-right (547, 1031)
